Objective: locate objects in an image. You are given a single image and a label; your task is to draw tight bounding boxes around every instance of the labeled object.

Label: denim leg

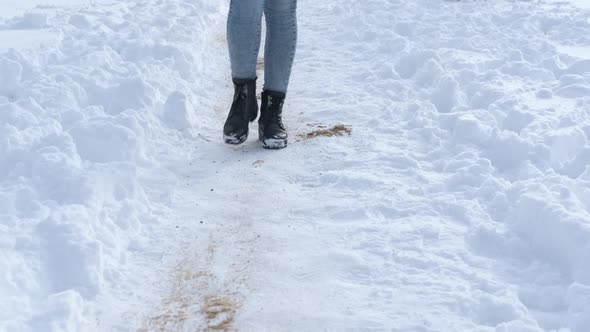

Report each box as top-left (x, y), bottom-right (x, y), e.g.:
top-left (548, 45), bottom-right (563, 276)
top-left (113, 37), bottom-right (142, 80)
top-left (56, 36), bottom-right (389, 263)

top-left (227, 0), bottom-right (265, 80)
top-left (263, 0), bottom-right (298, 93)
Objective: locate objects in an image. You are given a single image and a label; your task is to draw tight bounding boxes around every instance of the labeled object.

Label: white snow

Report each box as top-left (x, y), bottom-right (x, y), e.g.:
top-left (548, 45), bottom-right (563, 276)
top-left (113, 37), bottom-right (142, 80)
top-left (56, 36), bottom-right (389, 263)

top-left (0, 0), bottom-right (91, 19)
top-left (1, 0), bottom-right (590, 331)
top-left (569, 0), bottom-right (590, 10)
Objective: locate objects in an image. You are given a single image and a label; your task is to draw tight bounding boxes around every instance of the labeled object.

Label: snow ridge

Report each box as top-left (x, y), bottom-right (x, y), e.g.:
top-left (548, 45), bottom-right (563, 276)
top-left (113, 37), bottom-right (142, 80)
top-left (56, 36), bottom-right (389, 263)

top-left (0, 1), bottom-right (227, 330)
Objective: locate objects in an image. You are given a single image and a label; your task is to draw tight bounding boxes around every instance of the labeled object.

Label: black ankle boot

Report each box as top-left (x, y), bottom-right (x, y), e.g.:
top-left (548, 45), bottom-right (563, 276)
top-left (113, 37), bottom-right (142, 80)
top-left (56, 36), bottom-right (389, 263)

top-left (258, 90), bottom-right (288, 149)
top-left (223, 78), bottom-right (258, 144)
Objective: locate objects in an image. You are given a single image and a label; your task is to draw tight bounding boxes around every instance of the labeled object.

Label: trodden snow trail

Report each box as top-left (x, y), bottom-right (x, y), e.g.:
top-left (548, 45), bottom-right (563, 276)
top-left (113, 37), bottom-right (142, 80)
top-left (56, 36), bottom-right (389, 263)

top-left (138, 135), bottom-right (314, 332)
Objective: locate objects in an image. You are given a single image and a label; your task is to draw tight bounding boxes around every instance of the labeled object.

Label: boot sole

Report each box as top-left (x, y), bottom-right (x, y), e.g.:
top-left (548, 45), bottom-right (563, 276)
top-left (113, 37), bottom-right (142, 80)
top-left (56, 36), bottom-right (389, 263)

top-left (224, 132), bottom-right (248, 145)
top-left (261, 137), bottom-right (288, 149)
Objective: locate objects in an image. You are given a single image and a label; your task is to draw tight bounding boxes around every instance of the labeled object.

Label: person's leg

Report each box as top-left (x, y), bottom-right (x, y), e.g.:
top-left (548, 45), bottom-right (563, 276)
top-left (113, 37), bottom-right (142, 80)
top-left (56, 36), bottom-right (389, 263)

top-left (257, 0), bottom-right (297, 149)
top-left (224, 0), bottom-right (265, 144)
top-left (263, 0), bottom-right (298, 93)
top-left (227, 0), bottom-right (265, 80)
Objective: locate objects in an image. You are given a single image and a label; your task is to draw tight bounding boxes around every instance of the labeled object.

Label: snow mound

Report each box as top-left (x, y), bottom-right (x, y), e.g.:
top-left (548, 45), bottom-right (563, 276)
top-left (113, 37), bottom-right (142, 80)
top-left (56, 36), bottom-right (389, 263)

top-left (0, 0), bottom-right (225, 330)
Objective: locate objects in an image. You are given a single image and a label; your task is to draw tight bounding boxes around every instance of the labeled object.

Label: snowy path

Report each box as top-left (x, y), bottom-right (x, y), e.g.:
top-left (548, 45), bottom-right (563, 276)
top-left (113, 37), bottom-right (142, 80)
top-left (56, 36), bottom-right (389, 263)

top-left (1, 0), bottom-right (590, 331)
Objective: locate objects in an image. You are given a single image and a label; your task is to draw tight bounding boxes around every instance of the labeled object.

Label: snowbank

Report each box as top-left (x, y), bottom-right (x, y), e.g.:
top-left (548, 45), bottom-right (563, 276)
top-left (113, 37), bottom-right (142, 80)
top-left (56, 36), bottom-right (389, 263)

top-left (0, 1), bottom-right (226, 330)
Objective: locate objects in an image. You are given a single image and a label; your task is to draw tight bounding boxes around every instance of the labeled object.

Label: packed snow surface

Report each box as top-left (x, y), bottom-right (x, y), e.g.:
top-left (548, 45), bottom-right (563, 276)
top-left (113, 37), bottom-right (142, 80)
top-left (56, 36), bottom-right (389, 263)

top-left (1, 0), bottom-right (590, 331)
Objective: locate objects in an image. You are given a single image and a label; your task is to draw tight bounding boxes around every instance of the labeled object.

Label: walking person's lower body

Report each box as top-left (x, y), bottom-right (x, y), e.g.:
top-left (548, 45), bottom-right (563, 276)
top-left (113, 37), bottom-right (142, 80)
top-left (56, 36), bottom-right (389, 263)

top-left (223, 0), bottom-right (298, 149)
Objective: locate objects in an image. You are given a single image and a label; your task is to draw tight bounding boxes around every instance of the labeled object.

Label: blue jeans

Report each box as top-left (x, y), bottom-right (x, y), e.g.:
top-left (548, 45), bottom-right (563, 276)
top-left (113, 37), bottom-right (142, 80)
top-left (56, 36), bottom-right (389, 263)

top-left (227, 0), bottom-right (297, 93)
